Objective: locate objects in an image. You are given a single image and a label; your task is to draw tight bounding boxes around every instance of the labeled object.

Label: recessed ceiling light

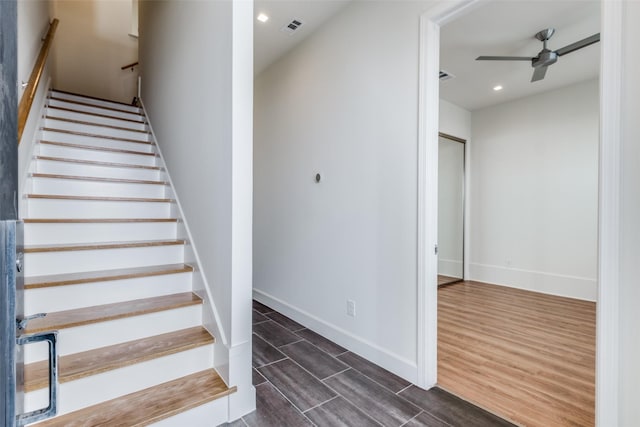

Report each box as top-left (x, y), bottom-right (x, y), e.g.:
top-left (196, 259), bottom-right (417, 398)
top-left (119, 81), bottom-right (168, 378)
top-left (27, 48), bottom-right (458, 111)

top-left (257, 13), bottom-right (269, 23)
top-left (493, 85), bottom-right (503, 91)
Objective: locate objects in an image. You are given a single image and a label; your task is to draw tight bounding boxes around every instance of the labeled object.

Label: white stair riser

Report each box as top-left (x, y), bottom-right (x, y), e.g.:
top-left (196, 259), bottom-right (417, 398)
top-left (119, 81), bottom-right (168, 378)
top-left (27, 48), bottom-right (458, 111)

top-left (30, 177), bottom-right (167, 199)
top-left (50, 91), bottom-right (142, 114)
top-left (20, 93), bottom-right (228, 424)
top-left (24, 305), bottom-right (203, 363)
top-left (26, 199), bottom-right (172, 219)
top-left (24, 222), bottom-right (177, 245)
top-left (150, 398), bottom-right (229, 427)
top-left (43, 118), bottom-right (152, 142)
top-left (25, 272), bottom-right (193, 313)
top-left (48, 98), bottom-right (144, 122)
top-left (38, 143), bottom-right (157, 166)
top-left (46, 107), bottom-right (149, 131)
top-left (25, 245), bottom-right (185, 276)
top-left (41, 130), bottom-right (155, 153)
top-left (25, 345), bottom-right (214, 415)
top-left (34, 159), bottom-right (162, 181)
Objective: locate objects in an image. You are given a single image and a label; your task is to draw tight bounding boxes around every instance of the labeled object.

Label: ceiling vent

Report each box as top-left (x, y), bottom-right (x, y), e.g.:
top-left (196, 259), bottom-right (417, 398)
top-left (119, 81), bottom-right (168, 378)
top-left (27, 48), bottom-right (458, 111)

top-left (281, 19), bottom-right (305, 35)
top-left (439, 70), bottom-right (455, 81)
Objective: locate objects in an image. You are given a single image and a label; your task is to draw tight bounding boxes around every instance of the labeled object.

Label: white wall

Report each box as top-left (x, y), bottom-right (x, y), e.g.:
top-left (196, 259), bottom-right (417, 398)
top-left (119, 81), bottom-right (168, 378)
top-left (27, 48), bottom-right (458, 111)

top-left (17, 0), bottom-right (52, 200)
top-left (254, 0), bottom-right (432, 381)
top-left (469, 79), bottom-right (599, 301)
top-left (440, 99), bottom-right (471, 141)
top-left (49, 0), bottom-right (138, 103)
top-left (138, 0), bottom-right (254, 419)
top-left (618, 2), bottom-right (640, 424)
top-left (17, 0), bottom-right (51, 97)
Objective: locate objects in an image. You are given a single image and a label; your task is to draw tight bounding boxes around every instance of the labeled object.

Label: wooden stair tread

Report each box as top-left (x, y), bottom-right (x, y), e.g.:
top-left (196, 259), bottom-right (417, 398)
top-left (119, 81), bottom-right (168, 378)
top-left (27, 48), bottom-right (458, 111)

top-left (31, 173), bottom-right (168, 186)
top-left (40, 140), bottom-right (156, 156)
top-left (41, 127), bottom-right (152, 145)
top-left (26, 92), bottom-right (231, 425)
top-left (51, 89), bottom-right (138, 108)
top-left (25, 327), bottom-right (214, 392)
top-left (24, 218), bottom-right (178, 223)
top-left (25, 239), bottom-right (185, 253)
top-left (25, 194), bottom-right (173, 202)
top-left (46, 106), bottom-right (145, 124)
top-left (34, 155), bottom-right (161, 170)
top-left (24, 292), bottom-right (202, 333)
top-left (33, 370), bottom-right (235, 427)
top-left (48, 96), bottom-right (144, 116)
top-left (44, 116), bottom-right (151, 134)
top-left (25, 263), bottom-right (193, 289)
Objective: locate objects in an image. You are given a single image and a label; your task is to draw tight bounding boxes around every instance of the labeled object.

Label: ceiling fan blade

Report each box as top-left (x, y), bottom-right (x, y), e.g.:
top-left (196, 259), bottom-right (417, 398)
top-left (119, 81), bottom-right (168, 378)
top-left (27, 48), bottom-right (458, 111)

top-left (531, 66), bottom-right (548, 82)
top-left (476, 56), bottom-right (533, 61)
top-left (555, 33), bottom-right (600, 56)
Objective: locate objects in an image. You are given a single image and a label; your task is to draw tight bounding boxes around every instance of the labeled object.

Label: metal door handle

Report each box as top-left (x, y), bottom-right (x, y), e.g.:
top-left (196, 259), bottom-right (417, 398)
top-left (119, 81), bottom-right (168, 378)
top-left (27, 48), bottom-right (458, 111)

top-left (16, 252), bottom-right (23, 272)
top-left (16, 313), bottom-right (46, 330)
top-left (15, 331), bottom-right (58, 426)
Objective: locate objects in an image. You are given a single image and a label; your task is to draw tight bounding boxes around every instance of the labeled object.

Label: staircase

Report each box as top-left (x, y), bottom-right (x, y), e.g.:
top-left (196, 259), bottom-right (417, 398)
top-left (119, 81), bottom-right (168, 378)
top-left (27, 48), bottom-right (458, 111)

top-left (21, 89), bottom-right (235, 426)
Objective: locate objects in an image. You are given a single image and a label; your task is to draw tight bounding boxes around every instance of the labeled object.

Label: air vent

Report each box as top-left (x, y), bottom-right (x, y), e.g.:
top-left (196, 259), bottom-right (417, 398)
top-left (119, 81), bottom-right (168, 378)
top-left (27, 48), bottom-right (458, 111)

top-left (281, 19), bottom-right (305, 35)
top-left (439, 70), bottom-right (455, 81)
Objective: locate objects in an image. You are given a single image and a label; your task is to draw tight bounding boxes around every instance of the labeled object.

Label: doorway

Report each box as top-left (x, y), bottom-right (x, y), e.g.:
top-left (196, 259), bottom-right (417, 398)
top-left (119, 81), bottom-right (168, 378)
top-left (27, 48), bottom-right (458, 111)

top-left (417, 0), bottom-right (623, 425)
top-left (437, 1), bottom-right (599, 424)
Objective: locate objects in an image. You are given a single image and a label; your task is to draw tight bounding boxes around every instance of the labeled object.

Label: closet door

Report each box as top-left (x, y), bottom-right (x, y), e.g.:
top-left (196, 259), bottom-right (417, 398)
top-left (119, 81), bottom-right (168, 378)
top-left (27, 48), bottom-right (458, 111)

top-left (437, 135), bottom-right (465, 285)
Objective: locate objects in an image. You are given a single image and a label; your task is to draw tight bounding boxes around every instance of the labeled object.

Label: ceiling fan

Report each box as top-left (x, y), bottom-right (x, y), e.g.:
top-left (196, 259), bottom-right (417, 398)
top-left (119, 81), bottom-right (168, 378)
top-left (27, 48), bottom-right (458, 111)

top-left (476, 28), bottom-right (600, 82)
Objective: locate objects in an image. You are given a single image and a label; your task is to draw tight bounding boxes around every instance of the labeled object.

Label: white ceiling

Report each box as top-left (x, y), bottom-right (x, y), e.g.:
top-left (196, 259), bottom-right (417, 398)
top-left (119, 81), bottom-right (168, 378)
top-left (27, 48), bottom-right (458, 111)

top-left (254, 0), bottom-right (351, 75)
top-left (440, 0), bottom-right (601, 111)
top-left (253, 1), bottom-right (600, 110)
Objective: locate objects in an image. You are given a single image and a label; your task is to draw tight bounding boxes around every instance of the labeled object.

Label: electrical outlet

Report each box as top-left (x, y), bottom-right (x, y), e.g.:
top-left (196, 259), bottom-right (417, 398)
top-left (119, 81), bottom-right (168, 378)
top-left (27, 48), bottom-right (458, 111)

top-left (347, 300), bottom-right (356, 317)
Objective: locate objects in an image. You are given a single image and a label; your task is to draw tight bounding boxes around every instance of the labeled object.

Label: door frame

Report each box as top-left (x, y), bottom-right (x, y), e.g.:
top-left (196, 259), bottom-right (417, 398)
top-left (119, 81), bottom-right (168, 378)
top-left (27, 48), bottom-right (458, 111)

top-left (1, 0), bottom-right (19, 425)
top-left (416, 1), bottom-right (622, 425)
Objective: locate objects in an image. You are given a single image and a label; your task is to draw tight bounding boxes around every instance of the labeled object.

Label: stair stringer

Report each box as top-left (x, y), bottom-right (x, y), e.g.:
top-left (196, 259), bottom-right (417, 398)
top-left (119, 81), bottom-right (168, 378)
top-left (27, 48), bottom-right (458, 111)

top-left (142, 102), bottom-right (255, 423)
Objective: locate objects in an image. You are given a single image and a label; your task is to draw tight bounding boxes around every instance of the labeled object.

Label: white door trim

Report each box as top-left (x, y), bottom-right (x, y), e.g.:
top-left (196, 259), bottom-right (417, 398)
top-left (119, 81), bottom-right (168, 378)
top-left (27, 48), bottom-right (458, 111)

top-left (595, 1), bottom-right (622, 425)
top-left (416, 0), bottom-right (486, 390)
top-left (416, 2), bottom-right (622, 426)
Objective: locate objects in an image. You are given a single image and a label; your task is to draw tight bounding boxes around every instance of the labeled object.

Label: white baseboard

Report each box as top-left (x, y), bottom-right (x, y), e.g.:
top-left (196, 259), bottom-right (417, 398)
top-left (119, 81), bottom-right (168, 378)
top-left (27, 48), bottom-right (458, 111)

top-left (469, 262), bottom-right (597, 301)
top-left (438, 258), bottom-right (462, 278)
top-left (227, 340), bottom-right (255, 419)
top-left (228, 384), bottom-right (256, 422)
top-left (253, 289), bottom-right (418, 384)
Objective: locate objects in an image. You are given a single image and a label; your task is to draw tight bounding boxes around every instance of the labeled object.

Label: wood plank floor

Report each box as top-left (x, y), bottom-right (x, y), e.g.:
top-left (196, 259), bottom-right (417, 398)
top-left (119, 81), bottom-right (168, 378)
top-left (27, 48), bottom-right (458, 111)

top-left (438, 281), bottom-right (596, 427)
top-left (240, 300), bottom-right (515, 427)
top-left (438, 275), bottom-right (462, 286)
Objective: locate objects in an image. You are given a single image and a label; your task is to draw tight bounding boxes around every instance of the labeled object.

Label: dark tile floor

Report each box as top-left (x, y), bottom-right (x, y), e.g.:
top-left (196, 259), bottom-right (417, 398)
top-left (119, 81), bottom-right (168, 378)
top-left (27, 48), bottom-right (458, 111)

top-left (222, 300), bottom-right (515, 427)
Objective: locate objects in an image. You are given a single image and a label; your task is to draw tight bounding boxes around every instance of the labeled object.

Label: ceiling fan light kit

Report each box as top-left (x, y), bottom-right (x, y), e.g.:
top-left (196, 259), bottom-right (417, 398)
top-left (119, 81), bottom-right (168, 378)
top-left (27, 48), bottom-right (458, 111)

top-left (476, 28), bottom-right (600, 82)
